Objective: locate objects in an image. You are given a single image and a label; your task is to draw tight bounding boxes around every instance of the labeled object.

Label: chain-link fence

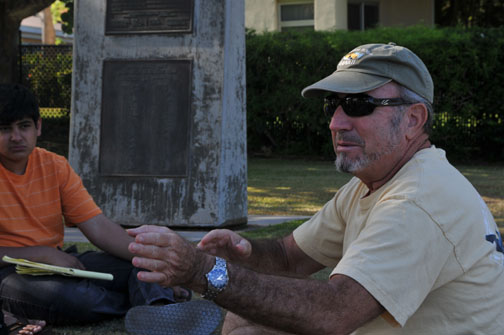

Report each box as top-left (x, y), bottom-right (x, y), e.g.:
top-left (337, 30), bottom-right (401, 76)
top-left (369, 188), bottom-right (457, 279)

top-left (19, 45), bottom-right (72, 156)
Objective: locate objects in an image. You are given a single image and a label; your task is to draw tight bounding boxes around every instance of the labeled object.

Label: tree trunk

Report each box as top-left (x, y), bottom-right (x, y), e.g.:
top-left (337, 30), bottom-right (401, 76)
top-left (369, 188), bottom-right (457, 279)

top-left (43, 6), bottom-right (56, 44)
top-left (0, 11), bottom-right (21, 84)
top-left (0, 0), bottom-right (55, 83)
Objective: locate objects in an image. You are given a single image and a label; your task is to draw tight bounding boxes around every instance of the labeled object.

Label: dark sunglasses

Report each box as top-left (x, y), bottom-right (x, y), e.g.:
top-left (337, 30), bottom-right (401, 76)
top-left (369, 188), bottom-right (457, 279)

top-left (323, 94), bottom-right (413, 118)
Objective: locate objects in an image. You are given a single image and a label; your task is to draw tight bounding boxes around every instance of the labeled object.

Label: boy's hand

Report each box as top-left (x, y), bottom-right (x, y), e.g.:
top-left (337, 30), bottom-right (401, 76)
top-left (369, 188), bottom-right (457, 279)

top-left (34, 247), bottom-right (85, 269)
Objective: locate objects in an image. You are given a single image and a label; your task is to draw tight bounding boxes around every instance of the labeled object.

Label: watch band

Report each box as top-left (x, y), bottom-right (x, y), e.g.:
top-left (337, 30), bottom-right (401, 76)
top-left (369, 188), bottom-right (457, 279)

top-left (202, 257), bottom-right (228, 300)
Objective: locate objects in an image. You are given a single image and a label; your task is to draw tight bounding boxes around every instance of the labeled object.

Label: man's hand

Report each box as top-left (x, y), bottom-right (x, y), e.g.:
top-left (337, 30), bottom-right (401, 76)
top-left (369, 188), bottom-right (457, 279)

top-left (127, 225), bottom-right (211, 291)
top-left (197, 229), bottom-right (252, 262)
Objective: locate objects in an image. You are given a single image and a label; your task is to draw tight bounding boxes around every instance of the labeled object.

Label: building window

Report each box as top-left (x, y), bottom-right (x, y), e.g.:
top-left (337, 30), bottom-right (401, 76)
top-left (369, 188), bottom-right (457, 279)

top-left (348, 2), bottom-right (379, 31)
top-left (279, 2), bottom-right (314, 31)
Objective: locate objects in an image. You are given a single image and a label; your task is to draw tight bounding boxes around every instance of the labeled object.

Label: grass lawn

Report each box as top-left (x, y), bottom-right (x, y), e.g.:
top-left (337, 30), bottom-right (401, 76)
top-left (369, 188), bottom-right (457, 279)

top-left (248, 158), bottom-right (504, 228)
top-left (52, 158), bottom-right (503, 334)
top-left (247, 158), bottom-right (352, 215)
top-left (457, 164), bottom-right (504, 227)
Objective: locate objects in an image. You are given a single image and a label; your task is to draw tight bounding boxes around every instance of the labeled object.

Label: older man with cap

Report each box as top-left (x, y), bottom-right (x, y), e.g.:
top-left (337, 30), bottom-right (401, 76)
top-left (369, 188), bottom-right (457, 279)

top-left (125, 43), bottom-right (504, 335)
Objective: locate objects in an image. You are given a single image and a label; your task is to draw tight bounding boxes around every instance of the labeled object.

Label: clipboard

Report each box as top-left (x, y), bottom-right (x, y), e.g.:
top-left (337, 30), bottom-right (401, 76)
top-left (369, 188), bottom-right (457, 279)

top-left (2, 255), bottom-right (114, 281)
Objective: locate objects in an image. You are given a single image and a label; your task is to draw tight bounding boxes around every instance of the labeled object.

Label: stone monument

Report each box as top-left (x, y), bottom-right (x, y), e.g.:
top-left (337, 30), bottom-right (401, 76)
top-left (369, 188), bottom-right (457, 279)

top-left (70, 0), bottom-right (247, 227)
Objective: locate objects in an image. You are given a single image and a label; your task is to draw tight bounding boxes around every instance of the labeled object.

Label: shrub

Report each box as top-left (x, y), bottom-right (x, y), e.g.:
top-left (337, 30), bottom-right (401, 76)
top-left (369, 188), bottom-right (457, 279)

top-left (246, 26), bottom-right (504, 162)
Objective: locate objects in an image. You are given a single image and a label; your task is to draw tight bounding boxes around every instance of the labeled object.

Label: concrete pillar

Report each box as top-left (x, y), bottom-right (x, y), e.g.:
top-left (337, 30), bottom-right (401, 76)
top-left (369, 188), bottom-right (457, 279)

top-left (70, 0), bottom-right (247, 228)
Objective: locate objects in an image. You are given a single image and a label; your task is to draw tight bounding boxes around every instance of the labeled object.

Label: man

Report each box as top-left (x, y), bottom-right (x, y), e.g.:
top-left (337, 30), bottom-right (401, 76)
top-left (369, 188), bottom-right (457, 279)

top-left (126, 43), bottom-right (504, 334)
top-left (0, 84), bottom-right (189, 327)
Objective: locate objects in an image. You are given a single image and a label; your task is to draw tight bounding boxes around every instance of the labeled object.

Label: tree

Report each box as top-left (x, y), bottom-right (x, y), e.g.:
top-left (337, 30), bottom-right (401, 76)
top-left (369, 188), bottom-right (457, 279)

top-left (43, 6), bottom-right (55, 44)
top-left (53, 0), bottom-right (73, 35)
top-left (435, 0), bottom-right (504, 27)
top-left (0, 0), bottom-right (55, 83)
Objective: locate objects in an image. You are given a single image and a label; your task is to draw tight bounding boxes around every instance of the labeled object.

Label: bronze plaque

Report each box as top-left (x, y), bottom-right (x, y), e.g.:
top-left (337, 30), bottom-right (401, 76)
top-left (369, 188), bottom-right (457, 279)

top-left (100, 60), bottom-right (192, 176)
top-left (105, 0), bottom-right (193, 34)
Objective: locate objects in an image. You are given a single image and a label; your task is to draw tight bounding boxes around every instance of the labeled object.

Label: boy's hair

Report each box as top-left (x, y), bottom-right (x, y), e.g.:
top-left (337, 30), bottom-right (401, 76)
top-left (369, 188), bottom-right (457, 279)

top-left (0, 84), bottom-right (40, 125)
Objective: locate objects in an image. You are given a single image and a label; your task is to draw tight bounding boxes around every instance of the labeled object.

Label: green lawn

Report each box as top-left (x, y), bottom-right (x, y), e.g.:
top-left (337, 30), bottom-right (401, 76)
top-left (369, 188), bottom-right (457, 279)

top-left (248, 158), bottom-right (504, 227)
top-left (457, 164), bottom-right (504, 227)
top-left (247, 158), bottom-right (352, 215)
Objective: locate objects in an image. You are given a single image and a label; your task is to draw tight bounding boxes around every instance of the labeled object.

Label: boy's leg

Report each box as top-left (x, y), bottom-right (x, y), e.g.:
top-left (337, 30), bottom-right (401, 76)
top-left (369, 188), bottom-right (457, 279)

top-left (0, 264), bottom-right (129, 325)
top-left (0, 310), bottom-right (6, 335)
top-left (76, 250), bottom-right (182, 306)
top-left (0, 250), bottom-right (186, 325)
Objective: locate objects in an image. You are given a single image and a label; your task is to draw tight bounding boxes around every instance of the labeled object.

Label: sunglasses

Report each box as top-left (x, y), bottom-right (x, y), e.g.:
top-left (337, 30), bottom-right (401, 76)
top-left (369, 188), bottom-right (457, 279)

top-left (323, 94), bottom-right (413, 118)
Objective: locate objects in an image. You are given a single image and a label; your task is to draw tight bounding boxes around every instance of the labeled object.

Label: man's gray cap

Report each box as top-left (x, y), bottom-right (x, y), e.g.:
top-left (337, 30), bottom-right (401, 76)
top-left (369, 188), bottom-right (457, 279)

top-left (301, 43), bottom-right (434, 103)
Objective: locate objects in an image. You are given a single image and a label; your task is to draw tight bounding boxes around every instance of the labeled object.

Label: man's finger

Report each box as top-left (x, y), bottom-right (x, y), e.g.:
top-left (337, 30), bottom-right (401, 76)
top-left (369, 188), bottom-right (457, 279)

top-left (129, 242), bottom-right (165, 259)
top-left (136, 269), bottom-right (170, 284)
top-left (132, 256), bottom-right (167, 272)
top-left (134, 231), bottom-right (174, 246)
top-left (127, 225), bottom-right (172, 236)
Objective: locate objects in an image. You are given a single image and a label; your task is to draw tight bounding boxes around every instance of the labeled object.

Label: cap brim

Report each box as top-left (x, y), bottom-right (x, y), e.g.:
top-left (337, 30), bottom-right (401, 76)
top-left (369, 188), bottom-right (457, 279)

top-left (301, 70), bottom-right (392, 97)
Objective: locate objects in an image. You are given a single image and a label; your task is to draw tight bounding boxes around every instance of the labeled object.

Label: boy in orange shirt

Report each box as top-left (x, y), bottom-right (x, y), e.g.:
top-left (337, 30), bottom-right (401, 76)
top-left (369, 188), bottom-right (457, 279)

top-left (0, 84), bottom-right (189, 328)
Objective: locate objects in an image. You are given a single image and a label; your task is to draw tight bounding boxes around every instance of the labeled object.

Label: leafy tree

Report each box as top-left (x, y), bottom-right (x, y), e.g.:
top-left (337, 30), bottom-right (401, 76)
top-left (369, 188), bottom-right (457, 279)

top-left (435, 0), bottom-right (504, 27)
top-left (51, 0), bottom-right (73, 35)
top-left (0, 0), bottom-right (55, 83)
top-left (50, 0), bottom-right (73, 44)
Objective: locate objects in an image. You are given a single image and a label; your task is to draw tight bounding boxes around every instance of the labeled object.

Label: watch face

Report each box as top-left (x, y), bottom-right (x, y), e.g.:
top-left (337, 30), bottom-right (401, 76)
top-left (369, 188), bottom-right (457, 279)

top-left (209, 268), bottom-right (228, 289)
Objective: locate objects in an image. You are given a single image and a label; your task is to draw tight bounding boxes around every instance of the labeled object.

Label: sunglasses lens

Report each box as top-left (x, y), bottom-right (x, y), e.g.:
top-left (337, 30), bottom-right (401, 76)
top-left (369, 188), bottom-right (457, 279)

top-left (323, 102), bottom-right (334, 118)
top-left (323, 95), bottom-right (380, 119)
top-left (342, 98), bottom-right (375, 117)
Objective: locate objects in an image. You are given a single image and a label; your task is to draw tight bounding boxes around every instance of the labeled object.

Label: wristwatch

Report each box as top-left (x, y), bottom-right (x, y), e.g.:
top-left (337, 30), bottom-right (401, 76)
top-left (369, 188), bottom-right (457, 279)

top-left (202, 257), bottom-right (228, 300)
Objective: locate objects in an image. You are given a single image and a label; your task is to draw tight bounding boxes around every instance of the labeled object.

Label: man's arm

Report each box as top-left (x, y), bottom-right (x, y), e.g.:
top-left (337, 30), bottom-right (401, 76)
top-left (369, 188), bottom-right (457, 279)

top-left (197, 229), bottom-right (324, 276)
top-left (77, 214), bottom-right (134, 261)
top-left (128, 225), bottom-right (384, 335)
top-left (219, 269), bottom-right (383, 334)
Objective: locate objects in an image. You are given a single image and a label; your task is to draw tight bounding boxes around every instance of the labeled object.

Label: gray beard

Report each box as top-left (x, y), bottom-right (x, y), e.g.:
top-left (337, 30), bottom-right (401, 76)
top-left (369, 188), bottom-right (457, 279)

top-left (335, 110), bottom-right (405, 174)
top-left (334, 139), bottom-right (400, 174)
top-left (335, 152), bottom-right (373, 173)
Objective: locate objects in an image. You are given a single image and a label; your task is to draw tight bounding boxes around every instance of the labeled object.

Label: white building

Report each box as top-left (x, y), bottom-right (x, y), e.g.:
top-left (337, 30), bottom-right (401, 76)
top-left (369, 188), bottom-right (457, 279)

top-left (20, 13), bottom-right (73, 44)
top-left (246, 0), bottom-right (435, 32)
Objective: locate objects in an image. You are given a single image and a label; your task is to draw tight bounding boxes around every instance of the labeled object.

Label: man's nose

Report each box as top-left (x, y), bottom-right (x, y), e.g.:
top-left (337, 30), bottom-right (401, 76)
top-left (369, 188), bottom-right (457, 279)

top-left (329, 106), bottom-right (352, 132)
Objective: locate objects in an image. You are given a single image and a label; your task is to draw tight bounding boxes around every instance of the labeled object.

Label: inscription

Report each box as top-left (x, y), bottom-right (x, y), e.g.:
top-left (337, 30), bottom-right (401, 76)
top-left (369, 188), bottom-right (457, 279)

top-left (105, 0), bottom-right (193, 34)
top-left (100, 60), bottom-right (192, 176)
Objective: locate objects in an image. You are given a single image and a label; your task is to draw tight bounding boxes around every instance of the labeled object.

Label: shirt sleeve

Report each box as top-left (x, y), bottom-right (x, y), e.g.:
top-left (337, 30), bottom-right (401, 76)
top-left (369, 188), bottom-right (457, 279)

top-left (332, 198), bottom-right (454, 327)
top-left (293, 196), bottom-right (345, 269)
top-left (57, 158), bottom-right (102, 225)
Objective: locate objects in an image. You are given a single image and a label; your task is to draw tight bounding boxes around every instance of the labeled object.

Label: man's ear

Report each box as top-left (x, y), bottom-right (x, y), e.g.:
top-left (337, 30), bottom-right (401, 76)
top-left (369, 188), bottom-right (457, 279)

top-left (36, 118), bottom-right (42, 137)
top-left (405, 103), bottom-right (428, 140)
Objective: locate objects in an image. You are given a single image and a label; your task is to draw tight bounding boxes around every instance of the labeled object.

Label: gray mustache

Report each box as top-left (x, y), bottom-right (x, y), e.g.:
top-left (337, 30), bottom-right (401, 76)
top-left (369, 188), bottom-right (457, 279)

top-left (336, 132), bottom-right (365, 146)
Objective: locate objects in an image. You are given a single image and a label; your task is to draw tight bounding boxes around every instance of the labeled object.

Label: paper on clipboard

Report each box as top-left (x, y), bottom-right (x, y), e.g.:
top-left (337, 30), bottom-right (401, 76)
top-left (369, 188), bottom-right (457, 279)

top-left (2, 255), bottom-right (114, 281)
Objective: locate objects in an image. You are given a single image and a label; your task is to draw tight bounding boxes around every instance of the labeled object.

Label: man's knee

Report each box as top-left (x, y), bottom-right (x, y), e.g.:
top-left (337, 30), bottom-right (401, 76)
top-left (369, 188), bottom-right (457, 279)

top-left (221, 312), bottom-right (291, 335)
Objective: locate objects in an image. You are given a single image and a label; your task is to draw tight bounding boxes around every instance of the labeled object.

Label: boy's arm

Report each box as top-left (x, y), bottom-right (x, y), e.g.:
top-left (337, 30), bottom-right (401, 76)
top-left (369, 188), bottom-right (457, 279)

top-left (77, 214), bottom-right (134, 261)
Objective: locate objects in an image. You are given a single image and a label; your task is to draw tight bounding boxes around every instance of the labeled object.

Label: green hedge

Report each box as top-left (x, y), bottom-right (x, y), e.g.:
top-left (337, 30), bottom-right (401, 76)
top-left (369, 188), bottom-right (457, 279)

top-left (246, 26), bottom-right (504, 162)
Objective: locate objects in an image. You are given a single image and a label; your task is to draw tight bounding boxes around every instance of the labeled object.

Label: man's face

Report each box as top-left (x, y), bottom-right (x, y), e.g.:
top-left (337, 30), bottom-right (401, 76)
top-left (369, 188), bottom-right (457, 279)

top-left (328, 83), bottom-right (407, 175)
top-left (0, 117), bottom-right (41, 171)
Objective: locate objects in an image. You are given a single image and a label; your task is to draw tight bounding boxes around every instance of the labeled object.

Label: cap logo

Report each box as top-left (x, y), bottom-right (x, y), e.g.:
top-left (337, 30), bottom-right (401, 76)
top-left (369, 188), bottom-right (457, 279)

top-left (338, 49), bottom-right (371, 67)
top-left (344, 52), bottom-right (365, 60)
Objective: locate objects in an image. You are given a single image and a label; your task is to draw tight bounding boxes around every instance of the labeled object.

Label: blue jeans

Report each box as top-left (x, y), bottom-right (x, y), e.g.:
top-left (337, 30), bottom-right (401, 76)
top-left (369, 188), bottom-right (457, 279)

top-left (0, 249), bottom-right (177, 325)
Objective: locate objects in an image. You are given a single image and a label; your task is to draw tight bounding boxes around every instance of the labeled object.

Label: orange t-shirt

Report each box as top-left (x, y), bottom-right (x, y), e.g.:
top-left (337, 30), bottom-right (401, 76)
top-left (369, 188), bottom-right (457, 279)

top-left (0, 148), bottom-right (102, 248)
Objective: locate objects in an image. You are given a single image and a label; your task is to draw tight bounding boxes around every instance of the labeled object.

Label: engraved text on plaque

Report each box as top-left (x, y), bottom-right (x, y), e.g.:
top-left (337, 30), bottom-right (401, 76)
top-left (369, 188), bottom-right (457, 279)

top-left (100, 60), bottom-right (192, 176)
top-left (105, 0), bottom-right (193, 34)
